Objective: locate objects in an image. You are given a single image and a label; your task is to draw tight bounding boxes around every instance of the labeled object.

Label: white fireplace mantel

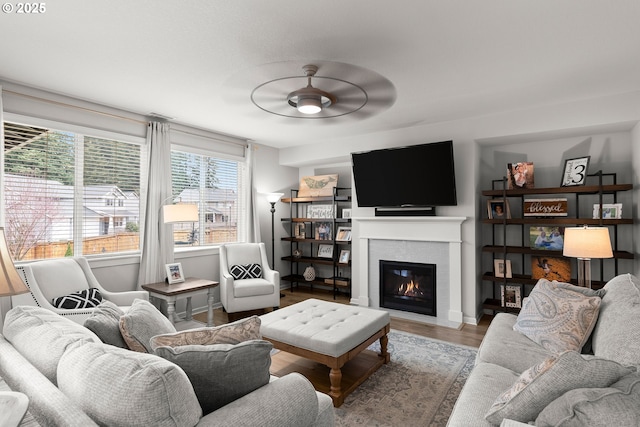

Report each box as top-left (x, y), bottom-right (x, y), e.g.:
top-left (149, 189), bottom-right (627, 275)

top-left (352, 216), bottom-right (467, 327)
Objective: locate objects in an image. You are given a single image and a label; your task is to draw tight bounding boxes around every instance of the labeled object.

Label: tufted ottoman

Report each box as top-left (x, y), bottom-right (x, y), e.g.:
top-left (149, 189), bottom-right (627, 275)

top-left (259, 298), bottom-right (390, 407)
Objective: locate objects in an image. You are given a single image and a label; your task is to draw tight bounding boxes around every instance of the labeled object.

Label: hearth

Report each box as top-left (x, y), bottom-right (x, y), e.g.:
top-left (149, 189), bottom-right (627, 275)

top-left (379, 260), bottom-right (436, 316)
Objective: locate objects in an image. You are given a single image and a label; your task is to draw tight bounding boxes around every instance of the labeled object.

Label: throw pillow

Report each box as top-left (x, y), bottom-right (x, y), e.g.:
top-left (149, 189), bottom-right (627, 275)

top-left (119, 298), bottom-right (176, 353)
top-left (149, 315), bottom-right (261, 349)
top-left (153, 339), bottom-right (273, 414)
top-left (58, 342), bottom-right (202, 427)
top-left (51, 287), bottom-right (102, 309)
top-left (229, 263), bottom-right (262, 280)
top-left (484, 350), bottom-right (635, 424)
top-left (513, 279), bottom-right (601, 353)
top-left (536, 372), bottom-right (640, 426)
top-left (2, 305), bottom-right (100, 385)
top-left (83, 299), bottom-right (127, 348)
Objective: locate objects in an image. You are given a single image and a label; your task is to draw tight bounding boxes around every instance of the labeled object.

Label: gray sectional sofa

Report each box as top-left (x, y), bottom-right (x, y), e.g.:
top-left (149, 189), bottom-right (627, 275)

top-left (0, 305), bottom-right (335, 427)
top-left (448, 273), bottom-right (640, 426)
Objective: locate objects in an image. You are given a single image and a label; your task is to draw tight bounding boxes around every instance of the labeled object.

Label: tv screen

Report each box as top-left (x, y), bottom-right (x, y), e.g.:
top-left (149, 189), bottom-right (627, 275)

top-left (351, 140), bottom-right (457, 208)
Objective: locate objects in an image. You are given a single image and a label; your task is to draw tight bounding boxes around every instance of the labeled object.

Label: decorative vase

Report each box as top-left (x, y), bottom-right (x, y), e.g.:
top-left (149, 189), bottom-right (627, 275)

top-left (303, 265), bottom-right (316, 281)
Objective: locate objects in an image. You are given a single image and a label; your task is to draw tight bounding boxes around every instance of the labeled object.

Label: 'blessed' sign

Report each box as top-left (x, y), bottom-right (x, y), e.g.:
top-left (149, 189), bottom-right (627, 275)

top-left (523, 198), bottom-right (568, 217)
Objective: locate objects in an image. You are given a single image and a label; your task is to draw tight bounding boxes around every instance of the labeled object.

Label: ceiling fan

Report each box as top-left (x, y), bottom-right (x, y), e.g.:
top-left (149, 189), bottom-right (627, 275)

top-left (249, 61), bottom-right (396, 120)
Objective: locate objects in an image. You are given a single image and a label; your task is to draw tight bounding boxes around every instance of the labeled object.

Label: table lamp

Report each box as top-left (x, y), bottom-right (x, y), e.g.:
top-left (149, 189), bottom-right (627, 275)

top-left (0, 227), bottom-right (29, 297)
top-left (563, 226), bottom-right (613, 288)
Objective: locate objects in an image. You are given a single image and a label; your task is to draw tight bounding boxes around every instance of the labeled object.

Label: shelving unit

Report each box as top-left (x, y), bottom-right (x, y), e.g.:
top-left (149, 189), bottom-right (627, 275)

top-left (481, 172), bottom-right (634, 313)
top-left (280, 187), bottom-right (352, 298)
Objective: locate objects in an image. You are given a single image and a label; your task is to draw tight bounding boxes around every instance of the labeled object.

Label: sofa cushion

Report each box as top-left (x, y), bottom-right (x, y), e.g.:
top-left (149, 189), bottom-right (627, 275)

top-left (119, 298), bottom-right (176, 353)
top-left (230, 263), bottom-right (263, 280)
top-left (57, 342), bottom-right (202, 427)
top-left (535, 372), bottom-right (640, 426)
top-left (83, 300), bottom-right (127, 348)
top-left (153, 339), bottom-right (273, 415)
top-left (485, 351), bottom-right (634, 424)
top-left (513, 279), bottom-right (601, 353)
top-left (149, 315), bottom-right (261, 348)
top-left (51, 287), bottom-right (103, 309)
top-left (2, 305), bottom-right (100, 385)
top-left (591, 273), bottom-right (640, 366)
top-left (476, 312), bottom-right (553, 374)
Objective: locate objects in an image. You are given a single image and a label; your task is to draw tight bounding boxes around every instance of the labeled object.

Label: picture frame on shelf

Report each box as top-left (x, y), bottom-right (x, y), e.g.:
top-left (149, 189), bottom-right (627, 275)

top-left (306, 204), bottom-right (335, 219)
top-left (529, 226), bottom-right (564, 250)
top-left (298, 174), bottom-right (338, 197)
top-left (507, 161), bottom-right (535, 189)
top-left (501, 284), bottom-right (522, 308)
top-left (336, 226), bottom-right (352, 241)
top-left (487, 199), bottom-right (511, 219)
top-left (560, 156), bottom-right (590, 187)
top-left (593, 203), bottom-right (623, 219)
top-left (338, 250), bottom-right (350, 264)
top-left (494, 259), bottom-right (512, 278)
top-left (531, 256), bottom-right (571, 282)
top-left (314, 222), bottom-right (332, 240)
top-left (165, 263), bottom-right (185, 284)
top-left (317, 244), bottom-right (334, 259)
top-left (342, 208), bottom-right (352, 219)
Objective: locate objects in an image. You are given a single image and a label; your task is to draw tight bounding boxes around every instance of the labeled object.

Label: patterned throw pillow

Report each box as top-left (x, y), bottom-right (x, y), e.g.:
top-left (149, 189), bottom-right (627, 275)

top-left (485, 350), bottom-right (635, 424)
top-left (513, 279), bottom-right (601, 353)
top-left (149, 315), bottom-right (261, 349)
top-left (51, 287), bottom-right (103, 309)
top-left (119, 299), bottom-right (176, 353)
top-left (229, 263), bottom-right (262, 280)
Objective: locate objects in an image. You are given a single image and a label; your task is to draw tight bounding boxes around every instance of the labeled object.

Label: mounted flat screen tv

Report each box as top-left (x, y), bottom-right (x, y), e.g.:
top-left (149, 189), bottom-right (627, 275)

top-left (351, 140), bottom-right (457, 212)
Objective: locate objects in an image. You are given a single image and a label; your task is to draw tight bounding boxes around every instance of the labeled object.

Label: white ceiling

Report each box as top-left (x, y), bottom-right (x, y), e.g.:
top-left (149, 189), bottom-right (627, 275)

top-left (1, 0), bottom-right (640, 149)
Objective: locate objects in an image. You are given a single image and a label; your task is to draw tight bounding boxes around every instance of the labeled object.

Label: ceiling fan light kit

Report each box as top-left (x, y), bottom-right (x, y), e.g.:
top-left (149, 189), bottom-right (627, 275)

top-left (287, 65), bottom-right (337, 114)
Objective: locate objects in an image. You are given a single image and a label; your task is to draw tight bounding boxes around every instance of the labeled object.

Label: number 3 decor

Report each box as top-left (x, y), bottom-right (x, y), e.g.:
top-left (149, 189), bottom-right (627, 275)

top-left (560, 156), bottom-right (590, 187)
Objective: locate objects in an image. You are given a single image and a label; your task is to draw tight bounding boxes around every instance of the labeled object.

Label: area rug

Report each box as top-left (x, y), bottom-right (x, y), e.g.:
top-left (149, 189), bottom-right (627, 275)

top-left (334, 330), bottom-right (477, 427)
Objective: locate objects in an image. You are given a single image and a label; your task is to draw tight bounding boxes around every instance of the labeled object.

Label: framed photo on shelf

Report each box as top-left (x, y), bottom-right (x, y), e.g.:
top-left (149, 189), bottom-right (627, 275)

top-left (529, 226), bottom-right (564, 250)
top-left (317, 244), bottom-right (334, 259)
top-left (338, 250), bottom-right (350, 264)
top-left (336, 226), bottom-right (352, 241)
top-left (560, 156), bottom-right (590, 187)
top-left (314, 222), bottom-right (332, 240)
top-left (165, 263), bottom-right (185, 284)
top-left (501, 285), bottom-right (522, 308)
top-left (507, 161), bottom-right (535, 189)
top-left (487, 199), bottom-right (511, 219)
top-left (342, 208), bottom-right (352, 218)
top-left (494, 259), bottom-right (512, 278)
top-left (593, 203), bottom-right (622, 219)
top-left (531, 256), bottom-right (571, 282)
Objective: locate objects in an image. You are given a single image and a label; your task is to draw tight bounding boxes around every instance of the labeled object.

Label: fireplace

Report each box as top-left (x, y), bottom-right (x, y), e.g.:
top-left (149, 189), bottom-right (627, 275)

top-left (379, 260), bottom-right (436, 316)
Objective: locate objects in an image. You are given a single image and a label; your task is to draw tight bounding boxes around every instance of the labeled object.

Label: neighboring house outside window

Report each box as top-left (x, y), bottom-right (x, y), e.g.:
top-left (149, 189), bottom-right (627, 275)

top-left (2, 121), bottom-right (142, 260)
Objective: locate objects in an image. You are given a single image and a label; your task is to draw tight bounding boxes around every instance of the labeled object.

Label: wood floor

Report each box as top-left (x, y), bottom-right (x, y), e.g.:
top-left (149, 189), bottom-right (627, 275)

top-left (197, 286), bottom-right (491, 348)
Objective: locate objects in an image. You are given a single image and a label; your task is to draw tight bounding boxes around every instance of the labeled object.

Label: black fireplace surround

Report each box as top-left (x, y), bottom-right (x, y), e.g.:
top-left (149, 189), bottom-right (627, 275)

top-left (379, 260), bottom-right (436, 316)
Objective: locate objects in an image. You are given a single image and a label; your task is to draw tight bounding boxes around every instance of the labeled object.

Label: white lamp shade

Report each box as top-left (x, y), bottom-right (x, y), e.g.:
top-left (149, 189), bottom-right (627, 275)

top-left (163, 204), bottom-right (198, 224)
top-left (265, 192), bottom-right (284, 203)
top-left (563, 226), bottom-right (613, 259)
top-left (0, 228), bottom-right (29, 297)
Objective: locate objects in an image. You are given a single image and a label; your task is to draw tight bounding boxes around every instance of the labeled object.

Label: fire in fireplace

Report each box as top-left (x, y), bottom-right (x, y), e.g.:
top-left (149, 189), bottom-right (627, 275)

top-left (379, 260), bottom-right (436, 316)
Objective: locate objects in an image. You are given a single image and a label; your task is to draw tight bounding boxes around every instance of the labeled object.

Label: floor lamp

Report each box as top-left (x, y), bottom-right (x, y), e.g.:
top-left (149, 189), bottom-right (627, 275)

top-left (266, 192), bottom-right (284, 297)
top-left (563, 226), bottom-right (613, 288)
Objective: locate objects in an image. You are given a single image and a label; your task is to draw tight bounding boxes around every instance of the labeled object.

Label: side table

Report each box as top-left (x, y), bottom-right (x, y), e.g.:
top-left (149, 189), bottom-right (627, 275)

top-left (142, 277), bottom-right (219, 327)
top-left (0, 391), bottom-right (29, 427)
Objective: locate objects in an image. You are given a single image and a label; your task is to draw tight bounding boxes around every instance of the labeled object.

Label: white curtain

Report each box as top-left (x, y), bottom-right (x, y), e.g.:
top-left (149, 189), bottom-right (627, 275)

top-left (246, 142), bottom-right (261, 243)
top-left (137, 122), bottom-right (173, 287)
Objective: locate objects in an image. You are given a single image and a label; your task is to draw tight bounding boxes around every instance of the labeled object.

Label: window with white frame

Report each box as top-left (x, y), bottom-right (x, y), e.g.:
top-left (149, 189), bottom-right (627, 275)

top-left (170, 149), bottom-right (244, 246)
top-left (3, 120), bottom-right (143, 260)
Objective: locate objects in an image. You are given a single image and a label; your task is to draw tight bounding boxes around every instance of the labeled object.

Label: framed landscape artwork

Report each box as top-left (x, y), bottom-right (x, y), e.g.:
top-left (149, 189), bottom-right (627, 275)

top-left (531, 256), bottom-right (571, 282)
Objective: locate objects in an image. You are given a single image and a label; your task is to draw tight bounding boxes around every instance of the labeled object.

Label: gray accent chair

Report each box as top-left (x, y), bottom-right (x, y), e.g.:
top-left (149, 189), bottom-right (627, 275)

top-left (219, 243), bottom-right (280, 313)
top-left (11, 257), bottom-right (148, 324)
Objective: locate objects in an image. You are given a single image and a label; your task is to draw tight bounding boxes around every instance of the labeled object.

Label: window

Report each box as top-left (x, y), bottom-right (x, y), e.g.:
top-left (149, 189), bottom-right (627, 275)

top-left (170, 150), bottom-right (243, 246)
top-left (3, 120), bottom-right (142, 260)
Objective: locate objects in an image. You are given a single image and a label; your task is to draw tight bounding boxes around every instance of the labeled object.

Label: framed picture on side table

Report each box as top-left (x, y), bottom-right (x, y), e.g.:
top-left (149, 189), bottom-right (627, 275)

top-left (165, 263), bottom-right (185, 284)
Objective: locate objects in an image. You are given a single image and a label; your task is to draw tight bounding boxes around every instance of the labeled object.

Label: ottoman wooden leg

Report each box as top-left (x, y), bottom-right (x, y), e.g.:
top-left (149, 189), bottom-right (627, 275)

top-left (380, 333), bottom-right (390, 363)
top-left (329, 367), bottom-right (343, 406)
